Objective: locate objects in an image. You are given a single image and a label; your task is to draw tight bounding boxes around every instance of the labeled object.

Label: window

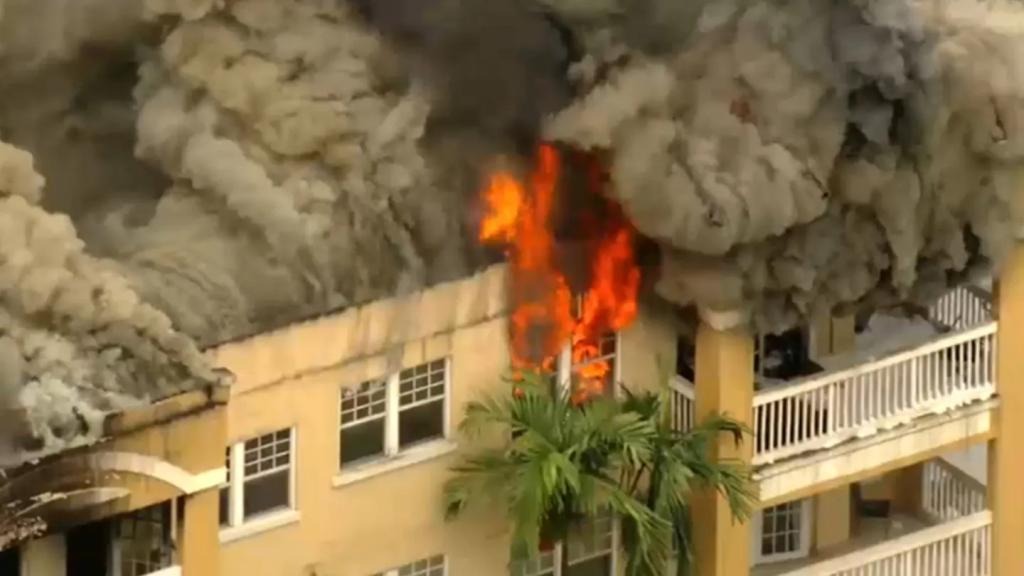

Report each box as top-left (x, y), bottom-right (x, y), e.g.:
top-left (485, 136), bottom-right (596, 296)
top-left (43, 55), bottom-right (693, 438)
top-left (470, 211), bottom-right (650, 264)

top-left (569, 332), bottom-right (618, 398)
top-left (513, 511), bottom-right (617, 576)
top-left (752, 499), bottom-right (811, 564)
top-left (372, 555), bottom-right (446, 576)
top-left (112, 504), bottom-right (173, 576)
top-left (221, 428), bottom-right (296, 530)
top-left (340, 358), bottom-right (449, 467)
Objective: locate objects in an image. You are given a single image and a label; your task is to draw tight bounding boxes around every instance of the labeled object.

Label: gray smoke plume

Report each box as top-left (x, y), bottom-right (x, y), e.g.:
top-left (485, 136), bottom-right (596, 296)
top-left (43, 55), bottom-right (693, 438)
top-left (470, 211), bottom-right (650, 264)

top-left (2, 0), bottom-right (1024, 459)
top-left (544, 0), bottom-right (1024, 328)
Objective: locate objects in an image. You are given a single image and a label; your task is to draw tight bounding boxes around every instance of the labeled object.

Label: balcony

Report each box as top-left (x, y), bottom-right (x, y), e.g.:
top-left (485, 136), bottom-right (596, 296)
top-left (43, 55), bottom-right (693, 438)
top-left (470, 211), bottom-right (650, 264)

top-left (756, 459), bottom-right (991, 576)
top-left (670, 286), bottom-right (998, 501)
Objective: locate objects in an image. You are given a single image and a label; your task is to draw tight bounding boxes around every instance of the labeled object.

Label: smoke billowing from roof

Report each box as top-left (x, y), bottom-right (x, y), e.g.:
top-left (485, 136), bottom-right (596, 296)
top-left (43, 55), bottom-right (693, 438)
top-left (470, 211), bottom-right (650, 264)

top-left (1, 0), bottom-right (1023, 458)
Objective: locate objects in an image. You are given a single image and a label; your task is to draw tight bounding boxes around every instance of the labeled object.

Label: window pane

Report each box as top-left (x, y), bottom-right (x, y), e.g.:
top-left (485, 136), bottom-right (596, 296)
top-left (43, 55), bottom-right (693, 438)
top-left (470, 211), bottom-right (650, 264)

top-left (340, 418), bottom-right (386, 465)
top-left (566, 554), bottom-right (612, 576)
top-left (398, 359), bottom-right (446, 407)
top-left (219, 487), bottom-right (230, 526)
top-left (243, 430), bottom-right (291, 477)
top-left (114, 504), bottom-right (172, 576)
top-left (399, 399), bottom-right (444, 448)
top-left (243, 469), bottom-right (289, 519)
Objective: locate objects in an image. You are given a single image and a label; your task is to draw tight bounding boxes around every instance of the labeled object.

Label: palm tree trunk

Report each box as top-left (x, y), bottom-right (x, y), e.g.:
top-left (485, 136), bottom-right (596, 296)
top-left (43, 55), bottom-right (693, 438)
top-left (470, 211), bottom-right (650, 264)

top-left (560, 538), bottom-right (571, 575)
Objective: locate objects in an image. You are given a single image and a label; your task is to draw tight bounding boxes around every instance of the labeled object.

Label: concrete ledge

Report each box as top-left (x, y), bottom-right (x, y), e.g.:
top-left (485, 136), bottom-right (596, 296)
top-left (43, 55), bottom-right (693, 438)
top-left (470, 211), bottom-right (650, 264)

top-left (755, 399), bottom-right (997, 506)
top-left (105, 384), bottom-right (229, 438)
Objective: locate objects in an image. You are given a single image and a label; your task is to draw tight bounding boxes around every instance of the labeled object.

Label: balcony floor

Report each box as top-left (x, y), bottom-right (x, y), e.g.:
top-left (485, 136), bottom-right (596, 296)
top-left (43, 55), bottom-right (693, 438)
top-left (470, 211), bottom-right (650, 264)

top-left (752, 514), bottom-right (930, 576)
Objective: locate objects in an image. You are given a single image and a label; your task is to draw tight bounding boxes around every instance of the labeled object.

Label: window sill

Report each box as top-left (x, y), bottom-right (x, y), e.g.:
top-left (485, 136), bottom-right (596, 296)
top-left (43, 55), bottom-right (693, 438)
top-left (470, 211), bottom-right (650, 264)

top-left (219, 509), bottom-right (301, 544)
top-left (332, 439), bottom-right (458, 488)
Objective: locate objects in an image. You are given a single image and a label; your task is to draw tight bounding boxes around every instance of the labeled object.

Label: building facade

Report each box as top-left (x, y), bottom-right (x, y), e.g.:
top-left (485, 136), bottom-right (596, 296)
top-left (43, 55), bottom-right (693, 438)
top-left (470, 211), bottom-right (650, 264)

top-left (210, 245), bottom-right (1024, 576)
top-left (11, 247), bottom-right (1019, 576)
top-left (0, 385), bottom-right (229, 576)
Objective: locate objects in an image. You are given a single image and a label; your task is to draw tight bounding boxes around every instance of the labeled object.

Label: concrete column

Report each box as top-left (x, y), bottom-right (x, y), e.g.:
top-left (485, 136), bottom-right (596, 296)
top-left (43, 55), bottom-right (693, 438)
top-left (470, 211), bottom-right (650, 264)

top-left (813, 486), bottom-right (852, 553)
top-left (810, 312), bottom-right (854, 554)
top-left (889, 463), bottom-right (924, 517)
top-left (178, 491), bottom-right (220, 576)
top-left (990, 244), bottom-right (1024, 576)
top-left (692, 316), bottom-right (754, 576)
top-left (21, 534), bottom-right (66, 576)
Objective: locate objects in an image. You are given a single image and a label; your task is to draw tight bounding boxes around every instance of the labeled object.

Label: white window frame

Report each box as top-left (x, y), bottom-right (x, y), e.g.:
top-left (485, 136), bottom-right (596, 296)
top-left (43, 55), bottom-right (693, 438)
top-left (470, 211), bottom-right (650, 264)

top-left (336, 358), bottom-right (453, 477)
top-left (554, 331), bottom-right (623, 397)
top-left (514, 512), bottom-right (619, 576)
top-left (219, 427), bottom-right (299, 543)
top-left (373, 554), bottom-right (447, 576)
top-left (751, 499), bottom-right (812, 565)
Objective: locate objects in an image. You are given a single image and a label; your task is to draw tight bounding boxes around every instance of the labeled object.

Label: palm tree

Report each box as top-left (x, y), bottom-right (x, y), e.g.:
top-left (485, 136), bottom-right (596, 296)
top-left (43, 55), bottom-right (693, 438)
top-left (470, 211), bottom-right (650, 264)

top-left (617, 388), bottom-right (753, 576)
top-left (443, 371), bottom-right (754, 576)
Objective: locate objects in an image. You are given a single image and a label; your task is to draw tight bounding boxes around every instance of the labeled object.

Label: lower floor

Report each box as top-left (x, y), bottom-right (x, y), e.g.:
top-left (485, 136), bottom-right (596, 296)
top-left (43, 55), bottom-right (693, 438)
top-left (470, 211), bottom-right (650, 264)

top-left (6, 501), bottom-right (181, 576)
top-left (751, 455), bottom-right (989, 576)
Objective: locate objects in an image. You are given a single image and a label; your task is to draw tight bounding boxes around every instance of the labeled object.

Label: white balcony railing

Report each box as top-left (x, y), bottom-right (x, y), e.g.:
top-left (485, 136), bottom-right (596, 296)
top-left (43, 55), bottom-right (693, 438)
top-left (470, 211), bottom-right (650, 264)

top-left (929, 285), bottom-right (993, 331)
top-left (669, 322), bottom-right (997, 465)
top-left (922, 459), bottom-right (987, 523)
top-left (779, 511), bottom-right (992, 576)
top-left (751, 322), bottom-right (996, 465)
top-left (669, 376), bottom-right (696, 432)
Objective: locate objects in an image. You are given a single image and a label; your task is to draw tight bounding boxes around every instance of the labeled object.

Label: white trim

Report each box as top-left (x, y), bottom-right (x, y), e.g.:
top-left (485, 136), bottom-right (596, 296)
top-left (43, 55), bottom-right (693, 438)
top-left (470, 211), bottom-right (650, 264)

top-left (751, 499), bottom-right (812, 565)
top-left (288, 427), bottom-right (298, 510)
top-left (332, 439), bottom-right (458, 488)
top-left (385, 371), bottom-right (400, 455)
top-left (82, 453), bottom-right (226, 495)
top-left (218, 509), bottom-right (301, 545)
top-left (443, 357), bottom-right (452, 438)
top-left (228, 443), bottom-right (244, 528)
top-left (142, 567), bottom-right (182, 576)
top-left (378, 554), bottom-right (448, 576)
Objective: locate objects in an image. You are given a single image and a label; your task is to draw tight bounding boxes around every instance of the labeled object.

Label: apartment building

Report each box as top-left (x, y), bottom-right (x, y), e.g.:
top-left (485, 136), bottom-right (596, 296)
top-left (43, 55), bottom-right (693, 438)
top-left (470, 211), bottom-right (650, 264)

top-left (16, 245), bottom-right (1004, 576)
top-left (207, 246), bottom-right (1024, 576)
top-left (209, 264), bottom-right (677, 576)
top-left (0, 383), bottom-right (229, 576)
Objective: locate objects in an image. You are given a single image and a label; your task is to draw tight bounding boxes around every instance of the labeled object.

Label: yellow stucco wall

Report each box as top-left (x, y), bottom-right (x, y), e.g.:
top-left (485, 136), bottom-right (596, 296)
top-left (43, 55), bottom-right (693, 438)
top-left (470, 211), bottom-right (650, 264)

top-left (210, 264), bottom-right (677, 576)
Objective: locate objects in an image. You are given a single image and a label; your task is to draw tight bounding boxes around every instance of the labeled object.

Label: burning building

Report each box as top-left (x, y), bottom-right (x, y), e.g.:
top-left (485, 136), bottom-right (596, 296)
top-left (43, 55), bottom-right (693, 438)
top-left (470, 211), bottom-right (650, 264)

top-left (2, 0), bottom-right (1024, 574)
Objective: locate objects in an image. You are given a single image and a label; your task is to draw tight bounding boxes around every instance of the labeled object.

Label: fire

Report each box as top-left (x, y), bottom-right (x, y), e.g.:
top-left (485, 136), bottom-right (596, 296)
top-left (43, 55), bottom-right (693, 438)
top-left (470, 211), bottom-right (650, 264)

top-left (479, 144), bottom-right (640, 404)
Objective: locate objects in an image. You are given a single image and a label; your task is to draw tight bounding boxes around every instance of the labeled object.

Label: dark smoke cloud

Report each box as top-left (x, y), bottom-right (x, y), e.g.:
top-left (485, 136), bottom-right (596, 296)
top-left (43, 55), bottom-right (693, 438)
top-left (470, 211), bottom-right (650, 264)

top-left (1, 0), bottom-right (1023, 461)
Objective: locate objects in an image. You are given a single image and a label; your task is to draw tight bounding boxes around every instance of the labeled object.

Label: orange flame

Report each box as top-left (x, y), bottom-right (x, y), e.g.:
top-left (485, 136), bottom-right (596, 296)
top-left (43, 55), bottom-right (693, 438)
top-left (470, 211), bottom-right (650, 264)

top-left (479, 144), bottom-right (640, 404)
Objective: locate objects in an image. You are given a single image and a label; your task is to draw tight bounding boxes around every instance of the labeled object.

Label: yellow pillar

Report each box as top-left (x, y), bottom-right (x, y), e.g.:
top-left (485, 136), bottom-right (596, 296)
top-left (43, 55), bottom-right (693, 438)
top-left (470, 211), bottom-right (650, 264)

top-left (178, 491), bottom-right (220, 576)
top-left (692, 318), bottom-right (754, 576)
top-left (889, 463), bottom-right (924, 516)
top-left (990, 244), bottom-right (1024, 576)
top-left (808, 313), bottom-right (854, 553)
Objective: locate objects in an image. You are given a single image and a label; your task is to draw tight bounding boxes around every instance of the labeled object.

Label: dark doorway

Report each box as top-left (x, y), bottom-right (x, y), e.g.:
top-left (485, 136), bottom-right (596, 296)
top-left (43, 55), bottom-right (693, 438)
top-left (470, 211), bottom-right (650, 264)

top-left (0, 545), bottom-right (19, 576)
top-left (66, 520), bottom-right (110, 576)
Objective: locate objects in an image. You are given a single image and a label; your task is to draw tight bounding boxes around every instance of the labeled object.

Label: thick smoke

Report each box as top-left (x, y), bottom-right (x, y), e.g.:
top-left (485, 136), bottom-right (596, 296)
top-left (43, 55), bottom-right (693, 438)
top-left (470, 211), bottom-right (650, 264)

top-left (3, 0), bottom-right (1024, 458)
top-left (0, 140), bottom-right (216, 462)
top-left (544, 0), bottom-right (1024, 328)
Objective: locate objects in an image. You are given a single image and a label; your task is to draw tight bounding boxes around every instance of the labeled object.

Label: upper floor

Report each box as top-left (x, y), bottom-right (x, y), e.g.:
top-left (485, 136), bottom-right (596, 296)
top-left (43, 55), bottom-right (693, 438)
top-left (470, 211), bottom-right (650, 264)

top-left (672, 282), bottom-right (997, 506)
